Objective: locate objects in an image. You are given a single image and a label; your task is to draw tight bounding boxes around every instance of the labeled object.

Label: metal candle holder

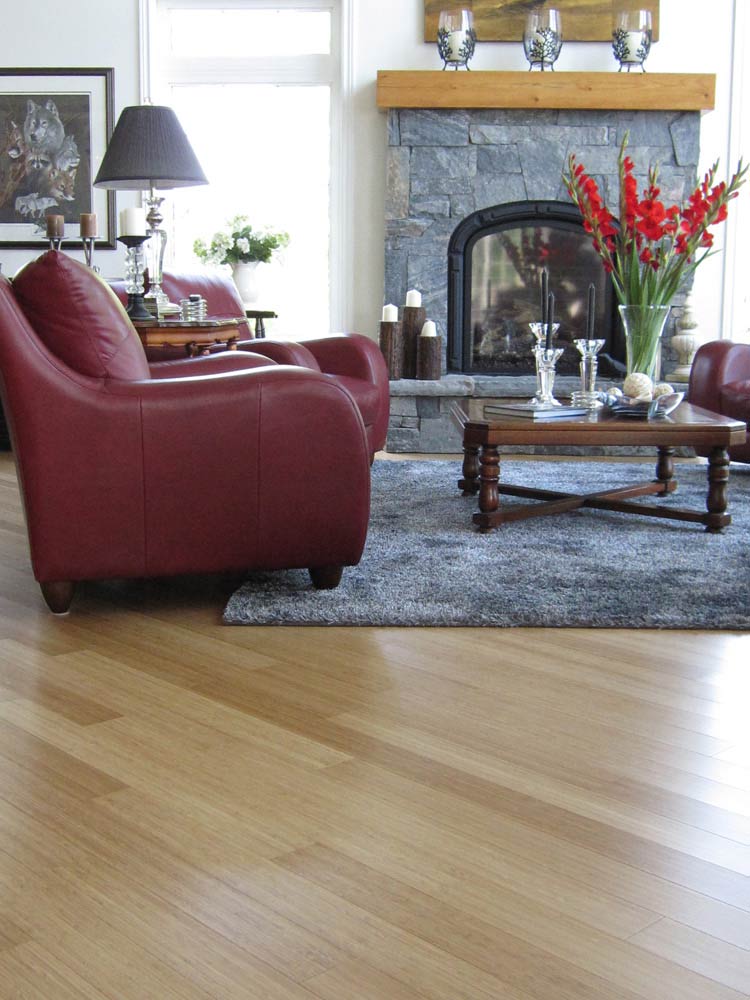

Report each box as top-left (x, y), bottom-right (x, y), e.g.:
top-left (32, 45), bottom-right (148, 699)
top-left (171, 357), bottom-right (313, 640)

top-left (523, 8), bottom-right (563, 71)
top-left (82, 237), bottom-right (97, 270)
top-left (437, 9), bottom-right (477, 70)
top-left (117, 234), bottom-right (152, 320)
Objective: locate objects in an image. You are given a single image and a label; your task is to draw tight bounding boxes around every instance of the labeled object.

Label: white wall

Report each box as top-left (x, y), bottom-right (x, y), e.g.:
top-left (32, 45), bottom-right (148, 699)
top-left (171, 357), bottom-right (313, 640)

top-left (350, 0), bottom-right (745, 344)
top-left (0, 0), bottom-right (141, 279)
top-left (1, 1), bottom-right (745, 344)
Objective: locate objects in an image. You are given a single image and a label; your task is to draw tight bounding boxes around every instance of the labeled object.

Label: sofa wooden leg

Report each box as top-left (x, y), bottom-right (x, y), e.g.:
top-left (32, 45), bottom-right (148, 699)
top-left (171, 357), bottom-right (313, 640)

top-left (309, 566), bottom-right (343, 589)
top-left (40, 581), bottom-right (75, 614)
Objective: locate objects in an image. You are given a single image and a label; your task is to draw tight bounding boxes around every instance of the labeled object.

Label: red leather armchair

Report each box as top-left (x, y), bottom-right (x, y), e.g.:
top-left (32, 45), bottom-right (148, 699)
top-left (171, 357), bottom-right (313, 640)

top-left (111, 270), bottom-right (390, 458)
top-left (688, 341), bottom-right (750, 462)
top-left (0, 253), bottom-right (371, 613)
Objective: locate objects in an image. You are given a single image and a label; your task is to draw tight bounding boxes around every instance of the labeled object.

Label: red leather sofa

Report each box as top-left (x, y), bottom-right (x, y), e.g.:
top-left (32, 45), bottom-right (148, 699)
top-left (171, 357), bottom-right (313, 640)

top-left (688, 341), bottom-right (750, 462)
top-left (0, 251), bottom-right (372, 613)
top-left (110, 270), bottom-right (390, 458)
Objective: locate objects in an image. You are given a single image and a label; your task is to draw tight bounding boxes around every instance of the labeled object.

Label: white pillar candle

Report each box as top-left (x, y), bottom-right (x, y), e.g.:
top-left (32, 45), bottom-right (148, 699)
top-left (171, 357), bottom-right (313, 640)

top-left (447, 30), bottom-right (467, 59)
top-left (624, 30), bottom-right (645, 60)
top-left (119, 207), bottom-right (146, 236)
top-left (405, 289), bottom-right (422, 308)
top-left (382, 303), bottom-right (398, 322)
top-left (421, 320), bottom-right (437, 337)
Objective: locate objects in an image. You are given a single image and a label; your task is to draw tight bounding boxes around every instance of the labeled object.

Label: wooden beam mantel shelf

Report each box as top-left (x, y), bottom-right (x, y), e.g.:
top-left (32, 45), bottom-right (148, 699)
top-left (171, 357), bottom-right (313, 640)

top-left (376, 71), bottom-right (715, 113)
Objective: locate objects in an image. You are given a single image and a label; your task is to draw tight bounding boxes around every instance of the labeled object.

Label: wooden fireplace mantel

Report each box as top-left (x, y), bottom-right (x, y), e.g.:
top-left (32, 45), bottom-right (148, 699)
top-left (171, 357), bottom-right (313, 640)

top-left (376, 71), bottom-right (716, 112)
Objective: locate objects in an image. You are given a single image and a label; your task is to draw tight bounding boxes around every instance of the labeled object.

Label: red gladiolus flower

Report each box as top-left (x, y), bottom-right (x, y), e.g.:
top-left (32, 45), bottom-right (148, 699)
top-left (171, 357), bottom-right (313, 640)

top-left (562, 133), bottom-right (746, 310)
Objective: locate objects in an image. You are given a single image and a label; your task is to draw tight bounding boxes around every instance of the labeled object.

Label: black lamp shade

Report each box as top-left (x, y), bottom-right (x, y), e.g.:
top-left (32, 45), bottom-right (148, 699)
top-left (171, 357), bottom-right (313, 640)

top-left (94, 105), bottom-right (208, 190)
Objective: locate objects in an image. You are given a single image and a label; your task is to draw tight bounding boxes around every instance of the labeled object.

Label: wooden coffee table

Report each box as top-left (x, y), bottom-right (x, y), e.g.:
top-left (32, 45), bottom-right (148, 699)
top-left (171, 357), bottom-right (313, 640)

top-left (451, 400), bottom-right (747, 533)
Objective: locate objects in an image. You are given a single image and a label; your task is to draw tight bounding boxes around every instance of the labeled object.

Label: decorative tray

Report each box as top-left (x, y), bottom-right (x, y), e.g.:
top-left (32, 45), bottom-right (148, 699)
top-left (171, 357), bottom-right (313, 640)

top-left (608, 392), bottom-right (684, 419)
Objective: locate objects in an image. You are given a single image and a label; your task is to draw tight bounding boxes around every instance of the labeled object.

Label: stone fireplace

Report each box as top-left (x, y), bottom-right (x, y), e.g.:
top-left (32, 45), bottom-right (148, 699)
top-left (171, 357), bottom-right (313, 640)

top-left (378, 71), bottom-right (712, 452)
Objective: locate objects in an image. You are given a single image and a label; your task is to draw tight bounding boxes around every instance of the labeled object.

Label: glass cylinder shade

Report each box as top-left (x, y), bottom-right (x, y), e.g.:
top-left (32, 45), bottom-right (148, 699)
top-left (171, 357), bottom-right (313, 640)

top-left (612, 9), bottom-right (652, 72)
top-left (437, 9), bottom-right (477, 70)
top-left (523, 9), bottom-right (563, 71)
top-left (618, 304), bottom-right (671, 382)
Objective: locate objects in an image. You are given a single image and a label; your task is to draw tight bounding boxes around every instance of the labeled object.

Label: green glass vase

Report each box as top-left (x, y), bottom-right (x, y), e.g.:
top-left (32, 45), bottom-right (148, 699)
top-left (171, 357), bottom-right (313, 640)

top-left (618, 304), bottom-right (671, 381)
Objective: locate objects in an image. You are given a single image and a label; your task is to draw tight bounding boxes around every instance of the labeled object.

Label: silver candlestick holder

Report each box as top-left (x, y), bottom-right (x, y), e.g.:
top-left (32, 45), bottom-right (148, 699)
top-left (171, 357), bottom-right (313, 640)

top-left (532, 345), bottom-right (564, 407)
top-left (571, 338), bottom-right (605, 409)
top-left (117, 234), bottom-right (152, 320)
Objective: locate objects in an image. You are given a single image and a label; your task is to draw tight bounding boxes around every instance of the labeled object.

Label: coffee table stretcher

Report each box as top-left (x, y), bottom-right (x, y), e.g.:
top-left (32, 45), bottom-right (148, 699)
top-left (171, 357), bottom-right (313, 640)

top-left (452, 402), bottom-right (745, 534)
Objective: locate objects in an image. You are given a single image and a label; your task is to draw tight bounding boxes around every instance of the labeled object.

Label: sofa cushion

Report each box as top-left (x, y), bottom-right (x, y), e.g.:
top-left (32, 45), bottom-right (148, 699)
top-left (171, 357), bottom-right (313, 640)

top-left (12, 251), bottom-right (150, 381)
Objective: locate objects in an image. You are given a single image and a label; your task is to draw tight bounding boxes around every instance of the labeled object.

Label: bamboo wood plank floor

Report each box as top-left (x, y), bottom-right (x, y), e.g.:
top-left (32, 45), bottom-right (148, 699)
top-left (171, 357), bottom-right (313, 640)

top-left (0, 451), bottom-right (748, 999)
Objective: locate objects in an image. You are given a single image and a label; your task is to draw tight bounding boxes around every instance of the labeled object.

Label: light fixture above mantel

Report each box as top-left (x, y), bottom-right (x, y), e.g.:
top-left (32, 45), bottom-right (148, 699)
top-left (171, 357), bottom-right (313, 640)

top-left (376, 70), bottom-right (716, 113)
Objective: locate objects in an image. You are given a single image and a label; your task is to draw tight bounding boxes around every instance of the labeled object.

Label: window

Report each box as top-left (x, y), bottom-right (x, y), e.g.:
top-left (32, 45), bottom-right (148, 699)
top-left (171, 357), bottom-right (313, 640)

top-left (147, 1), bottom-right (342, 337)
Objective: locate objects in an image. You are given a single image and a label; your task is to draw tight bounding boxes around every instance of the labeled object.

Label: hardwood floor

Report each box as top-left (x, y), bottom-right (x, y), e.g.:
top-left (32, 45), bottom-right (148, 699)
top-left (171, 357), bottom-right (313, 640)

top-left (0, 451), bottom-right (748, 999)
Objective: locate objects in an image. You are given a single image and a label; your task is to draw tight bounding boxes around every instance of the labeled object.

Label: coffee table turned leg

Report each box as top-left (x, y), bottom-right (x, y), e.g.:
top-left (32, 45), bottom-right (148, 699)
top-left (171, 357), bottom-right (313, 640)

top-left (476, 445), bottom-right (500, 532)
top-left (458, 444), bottom-right (480, 495)
top-left (705, 446), bottom-right (732, 533)
top-left (655, 445), bottom-right (676, 494)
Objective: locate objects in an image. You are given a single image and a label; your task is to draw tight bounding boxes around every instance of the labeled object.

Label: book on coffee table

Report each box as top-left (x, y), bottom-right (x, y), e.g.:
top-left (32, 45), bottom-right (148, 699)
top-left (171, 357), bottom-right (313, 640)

top-left (483, 402), bottom-right (590, 420)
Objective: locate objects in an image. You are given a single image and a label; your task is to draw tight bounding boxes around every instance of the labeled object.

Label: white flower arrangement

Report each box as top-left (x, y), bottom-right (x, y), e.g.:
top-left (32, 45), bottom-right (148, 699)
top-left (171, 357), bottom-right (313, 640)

top-left (193, 215), bottom-right (289, 266)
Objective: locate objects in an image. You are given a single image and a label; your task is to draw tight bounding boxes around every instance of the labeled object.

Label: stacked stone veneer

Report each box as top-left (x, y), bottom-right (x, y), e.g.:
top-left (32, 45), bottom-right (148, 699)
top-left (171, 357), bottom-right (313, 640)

top-left (384, 106), bottom-right (701, 453)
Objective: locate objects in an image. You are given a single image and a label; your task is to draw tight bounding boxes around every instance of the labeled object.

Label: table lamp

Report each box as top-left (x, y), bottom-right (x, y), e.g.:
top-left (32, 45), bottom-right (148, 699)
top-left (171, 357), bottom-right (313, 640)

top-left (94, 104), bottom-right (207, 315)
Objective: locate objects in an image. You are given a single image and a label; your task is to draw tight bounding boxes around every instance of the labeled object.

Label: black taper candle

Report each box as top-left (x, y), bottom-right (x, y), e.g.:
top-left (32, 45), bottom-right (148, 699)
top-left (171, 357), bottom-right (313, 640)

top-left (545, 292), bottom-right (554, 351)
top-left (541, 267), bottom-right (549, 326)
top-left (587, 283), bottom-right (596, 340)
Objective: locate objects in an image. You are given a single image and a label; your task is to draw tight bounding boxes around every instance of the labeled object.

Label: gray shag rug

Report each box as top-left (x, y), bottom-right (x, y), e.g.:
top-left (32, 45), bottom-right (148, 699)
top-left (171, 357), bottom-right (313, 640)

top-left (223, 459), bottom-right (750, 628)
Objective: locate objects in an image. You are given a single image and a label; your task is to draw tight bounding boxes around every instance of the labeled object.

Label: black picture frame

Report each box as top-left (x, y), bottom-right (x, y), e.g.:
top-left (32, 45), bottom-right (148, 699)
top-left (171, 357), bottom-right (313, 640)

top-left (0, 67), bottom-right (115, 249)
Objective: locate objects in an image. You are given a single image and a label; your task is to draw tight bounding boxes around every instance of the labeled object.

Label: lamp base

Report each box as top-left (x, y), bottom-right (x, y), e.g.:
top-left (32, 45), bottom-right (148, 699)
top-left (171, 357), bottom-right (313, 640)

top-left (126, 293), bottom-right (153, 321)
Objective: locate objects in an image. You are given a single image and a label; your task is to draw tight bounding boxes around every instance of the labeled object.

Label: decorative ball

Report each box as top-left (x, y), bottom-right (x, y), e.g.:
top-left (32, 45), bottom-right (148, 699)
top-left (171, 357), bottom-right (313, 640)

top-left (653, 382), bottom-right (674, 398)
top-left (623, 372), bottom-right (653, 400)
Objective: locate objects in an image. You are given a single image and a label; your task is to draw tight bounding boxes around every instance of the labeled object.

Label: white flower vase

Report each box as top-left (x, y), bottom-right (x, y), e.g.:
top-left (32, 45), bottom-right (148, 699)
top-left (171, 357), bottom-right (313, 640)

top-left (231, 261), bottom-right (260, 304)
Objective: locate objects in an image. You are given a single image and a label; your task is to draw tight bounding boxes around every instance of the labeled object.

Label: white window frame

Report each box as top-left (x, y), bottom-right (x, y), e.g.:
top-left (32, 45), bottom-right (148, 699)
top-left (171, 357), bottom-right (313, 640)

top-left (138, 0), bottom-right (353, 330)
top-left (722, 0), bottom-right (749, 341)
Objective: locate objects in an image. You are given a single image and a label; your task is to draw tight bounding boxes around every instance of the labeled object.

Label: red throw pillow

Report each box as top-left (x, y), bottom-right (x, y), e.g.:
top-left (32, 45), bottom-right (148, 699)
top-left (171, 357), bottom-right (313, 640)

top-left (12, 251), bottom-right (150, 381)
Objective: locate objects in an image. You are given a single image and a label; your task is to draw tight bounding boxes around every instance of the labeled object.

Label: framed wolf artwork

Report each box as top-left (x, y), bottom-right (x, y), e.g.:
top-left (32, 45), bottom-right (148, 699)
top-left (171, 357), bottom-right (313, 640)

top-left (423, 2), bottom-right (660, 43)
top-left (0, 67), bottom-right (115, 250)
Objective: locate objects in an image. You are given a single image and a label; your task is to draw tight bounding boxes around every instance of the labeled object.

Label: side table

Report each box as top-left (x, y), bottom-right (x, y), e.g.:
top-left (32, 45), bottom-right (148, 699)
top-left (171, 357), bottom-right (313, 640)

top-left (244, 309), bottom-right (277, 339)
top-left (133, 317), bottom-right (245, 360)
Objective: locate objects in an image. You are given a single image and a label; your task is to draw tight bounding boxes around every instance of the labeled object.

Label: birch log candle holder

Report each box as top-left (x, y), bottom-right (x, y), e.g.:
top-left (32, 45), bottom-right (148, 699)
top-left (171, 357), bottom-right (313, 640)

top-left (417, 321), bottom-right (442, 380)
top-left (379, 319), bottom-right (404, 380)
top-left (402, 292), bottom-right (426, 379)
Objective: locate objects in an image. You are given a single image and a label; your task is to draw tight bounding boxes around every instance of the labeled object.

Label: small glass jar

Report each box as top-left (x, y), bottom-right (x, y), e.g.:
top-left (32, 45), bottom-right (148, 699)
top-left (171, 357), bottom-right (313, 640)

top-left (180, 294), bottom-right (207, 321)
top-left (523, 8), bottom-right (563, 71)
top-left (612, 10), bottom-right (652, 72)
top-left (437, 9), bottom-right (477, 70)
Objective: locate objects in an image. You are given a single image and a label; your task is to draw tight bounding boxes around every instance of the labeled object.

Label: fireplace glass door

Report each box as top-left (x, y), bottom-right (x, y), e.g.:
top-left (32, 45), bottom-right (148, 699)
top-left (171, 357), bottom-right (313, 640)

top-left (448, 203), bottom-right (622, 376)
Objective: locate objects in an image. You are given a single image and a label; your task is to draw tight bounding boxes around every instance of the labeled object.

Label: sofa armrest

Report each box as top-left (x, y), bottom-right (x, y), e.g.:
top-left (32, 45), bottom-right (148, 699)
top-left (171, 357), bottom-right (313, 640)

top-left (297, 333), bottom-right (389, 386)
top-left (688, 341), bottom-right (750, 414)
top-left (106, 365), bottom-right (370, 575)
